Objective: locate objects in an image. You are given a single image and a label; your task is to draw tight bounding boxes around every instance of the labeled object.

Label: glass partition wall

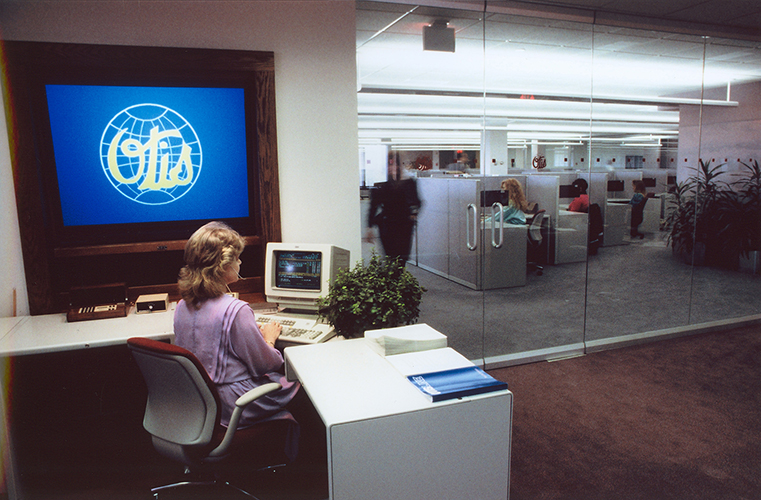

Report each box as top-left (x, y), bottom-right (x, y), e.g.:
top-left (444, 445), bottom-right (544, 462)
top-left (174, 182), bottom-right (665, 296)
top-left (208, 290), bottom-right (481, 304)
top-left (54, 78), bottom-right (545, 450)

top-left (582, 28), bottom-right (707, 347)
top-left (480, 14), bottom-right (593, 365)
top-left (356, 1), bottom-right (761, 366)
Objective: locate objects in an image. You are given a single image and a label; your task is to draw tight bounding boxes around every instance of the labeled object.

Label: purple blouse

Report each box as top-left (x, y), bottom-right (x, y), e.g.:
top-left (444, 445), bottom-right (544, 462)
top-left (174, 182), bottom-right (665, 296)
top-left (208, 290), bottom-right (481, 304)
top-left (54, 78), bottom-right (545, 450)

top-left (173, 294), bottom-right (300, 429)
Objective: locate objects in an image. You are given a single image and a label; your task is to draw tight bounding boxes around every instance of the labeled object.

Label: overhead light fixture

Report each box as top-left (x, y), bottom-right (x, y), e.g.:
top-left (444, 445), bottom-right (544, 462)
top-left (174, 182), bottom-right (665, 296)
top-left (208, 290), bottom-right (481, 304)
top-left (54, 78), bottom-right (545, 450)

top-left (423, 20), bottom-right (455, 53)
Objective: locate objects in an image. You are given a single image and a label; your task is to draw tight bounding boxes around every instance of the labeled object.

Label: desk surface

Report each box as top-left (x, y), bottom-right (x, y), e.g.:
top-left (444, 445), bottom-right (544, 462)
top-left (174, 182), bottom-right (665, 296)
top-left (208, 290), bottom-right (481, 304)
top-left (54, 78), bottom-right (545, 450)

top-left (284, 339), bottom-right (508, 426)
top-left (0, 306), bottom-right (175, 357)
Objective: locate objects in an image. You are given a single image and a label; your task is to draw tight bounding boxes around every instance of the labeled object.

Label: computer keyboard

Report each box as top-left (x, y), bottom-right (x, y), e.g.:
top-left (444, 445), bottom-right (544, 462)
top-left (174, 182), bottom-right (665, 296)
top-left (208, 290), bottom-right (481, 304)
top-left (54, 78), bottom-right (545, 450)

top-left (256, 313), bottom-right (337, 344)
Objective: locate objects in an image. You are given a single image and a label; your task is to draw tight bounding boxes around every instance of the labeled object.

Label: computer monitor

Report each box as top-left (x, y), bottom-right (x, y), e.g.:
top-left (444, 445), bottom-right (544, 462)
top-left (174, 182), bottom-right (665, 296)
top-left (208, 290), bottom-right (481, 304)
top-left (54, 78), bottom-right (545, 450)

top-left (264, 243), bottom-right (351, 312)
top-left (607, 180), bottom-right (625, 192)
top-left (559, 184), bottom-right (580, 199)
top-left (481, 190), bottom-right (509, 207)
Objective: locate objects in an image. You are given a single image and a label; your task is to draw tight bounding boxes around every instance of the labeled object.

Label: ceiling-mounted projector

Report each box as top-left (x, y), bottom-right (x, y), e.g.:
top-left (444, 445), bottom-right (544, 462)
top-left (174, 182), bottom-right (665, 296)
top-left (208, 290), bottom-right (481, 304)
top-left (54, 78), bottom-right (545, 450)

top-left (423, 19), bottom-right (455, 52)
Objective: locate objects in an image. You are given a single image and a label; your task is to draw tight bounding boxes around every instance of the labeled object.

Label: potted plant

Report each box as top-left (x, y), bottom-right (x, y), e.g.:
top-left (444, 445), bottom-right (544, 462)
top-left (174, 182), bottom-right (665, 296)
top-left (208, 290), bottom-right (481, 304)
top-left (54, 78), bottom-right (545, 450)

top-left (316, 252), bottom-right (426, 338)
top-left (665, 158), bottom-right (761, 270)
top-left (734, 160), bottom-right (761, 273)
top-left (665, 159), bottom-right (727, 265)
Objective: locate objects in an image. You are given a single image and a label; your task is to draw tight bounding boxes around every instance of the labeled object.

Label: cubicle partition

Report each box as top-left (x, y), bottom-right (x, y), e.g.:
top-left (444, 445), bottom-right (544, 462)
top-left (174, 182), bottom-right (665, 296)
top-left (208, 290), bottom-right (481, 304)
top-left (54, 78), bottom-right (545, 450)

top-left (416, 177), bottom-right (528, 290)
top-left (611, 171), bottom-right (643, 199)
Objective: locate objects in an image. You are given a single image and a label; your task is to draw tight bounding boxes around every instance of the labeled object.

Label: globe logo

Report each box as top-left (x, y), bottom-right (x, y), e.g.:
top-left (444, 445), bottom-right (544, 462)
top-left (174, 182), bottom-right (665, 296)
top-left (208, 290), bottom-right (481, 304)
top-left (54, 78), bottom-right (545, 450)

top-left (100, 103), bottom-right (202, 205)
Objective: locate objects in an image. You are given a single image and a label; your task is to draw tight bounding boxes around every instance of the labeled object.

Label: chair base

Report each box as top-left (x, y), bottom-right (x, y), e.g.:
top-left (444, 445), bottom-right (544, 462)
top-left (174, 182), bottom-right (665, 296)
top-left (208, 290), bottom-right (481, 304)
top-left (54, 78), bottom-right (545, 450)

top-left (152, 479), bottom-right (260, 499)
top-left (151, 463), bottom-right (288, 499)
top-left (528, 263), bottom-right (543, 276)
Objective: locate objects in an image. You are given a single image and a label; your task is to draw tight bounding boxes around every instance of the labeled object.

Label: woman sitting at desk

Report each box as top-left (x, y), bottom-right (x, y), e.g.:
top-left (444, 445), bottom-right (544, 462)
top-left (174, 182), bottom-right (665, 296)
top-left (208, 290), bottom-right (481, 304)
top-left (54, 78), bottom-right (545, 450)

top-left (173, 222), bottom-right (302, 457)
top-left (486, 178), bottom-right (529, 225)
top-left (567, 178), bottom-right (589, 213)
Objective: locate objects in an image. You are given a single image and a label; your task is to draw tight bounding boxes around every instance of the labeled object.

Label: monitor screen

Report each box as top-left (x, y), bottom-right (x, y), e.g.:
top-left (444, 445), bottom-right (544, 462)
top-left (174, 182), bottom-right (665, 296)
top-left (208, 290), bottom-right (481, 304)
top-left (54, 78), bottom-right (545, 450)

top-left (559, 184), bottom-right (580, 198)
top-left (274, 251), bottom-right (322, 291)
top-left (45, 84), bottom-right (250, 227)
top-left (607, 180), bottom-right (625, 192)
top-left (265, 243), bottom-right (351, 311)
top-left (481, 190), bottom-right (509, 207)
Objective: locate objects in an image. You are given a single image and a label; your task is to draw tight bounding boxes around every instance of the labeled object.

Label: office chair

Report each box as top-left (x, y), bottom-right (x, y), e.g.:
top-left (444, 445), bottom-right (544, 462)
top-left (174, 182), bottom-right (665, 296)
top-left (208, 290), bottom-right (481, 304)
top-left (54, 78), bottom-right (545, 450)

top-left (588, 203), bottom-right (604, 255)
top-left (527, 209), bottom-right (546, 275)
top-left (127, 337), bottom-right (292, 499)
top-left (630, 196), bottom-right (648, 239)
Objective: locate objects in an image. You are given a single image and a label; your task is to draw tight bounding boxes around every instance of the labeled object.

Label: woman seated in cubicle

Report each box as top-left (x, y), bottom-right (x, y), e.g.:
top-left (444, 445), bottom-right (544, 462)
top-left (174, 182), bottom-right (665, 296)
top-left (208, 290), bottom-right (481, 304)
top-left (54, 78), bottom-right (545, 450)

top-left (567, 178), bottom-right (589, 213)
top-left (485, 178), bottom-right (529, 225)
top-left (629, 180), bottom-right (648, 239)
top-left (173, 221), bottom-right (303, 459)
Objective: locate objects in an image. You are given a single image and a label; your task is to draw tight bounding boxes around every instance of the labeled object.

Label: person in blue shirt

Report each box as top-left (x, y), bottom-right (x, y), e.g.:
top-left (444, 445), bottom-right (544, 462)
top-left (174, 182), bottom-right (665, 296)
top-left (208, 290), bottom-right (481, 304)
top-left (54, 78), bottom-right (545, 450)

top-left (629, 180), bottom-right (648, 239)
top-left (487, 178), bottom-right (529, 225)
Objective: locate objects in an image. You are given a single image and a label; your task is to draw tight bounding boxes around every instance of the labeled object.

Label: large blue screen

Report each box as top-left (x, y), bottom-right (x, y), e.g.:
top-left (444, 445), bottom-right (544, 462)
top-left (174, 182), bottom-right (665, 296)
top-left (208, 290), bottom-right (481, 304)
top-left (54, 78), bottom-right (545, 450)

top-left (46, 85), bottom-right (250, 227)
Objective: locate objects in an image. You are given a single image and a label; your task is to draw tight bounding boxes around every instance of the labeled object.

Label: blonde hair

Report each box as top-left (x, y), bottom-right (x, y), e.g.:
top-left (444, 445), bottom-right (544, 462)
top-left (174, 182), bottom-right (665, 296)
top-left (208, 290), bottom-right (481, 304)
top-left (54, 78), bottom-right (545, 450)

top-left (178, 221), bottom-right (245, 305)
top-left (500, 178), bottom-right (529, 211)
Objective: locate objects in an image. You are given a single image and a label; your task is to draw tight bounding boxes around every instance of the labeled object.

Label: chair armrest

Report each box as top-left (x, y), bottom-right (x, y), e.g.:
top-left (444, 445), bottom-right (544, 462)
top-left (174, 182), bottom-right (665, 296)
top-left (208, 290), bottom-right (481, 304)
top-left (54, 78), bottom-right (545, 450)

top-left (235, 382), bottom-right (282, 408)
top-left (208, 382), bottom-right (283, 457)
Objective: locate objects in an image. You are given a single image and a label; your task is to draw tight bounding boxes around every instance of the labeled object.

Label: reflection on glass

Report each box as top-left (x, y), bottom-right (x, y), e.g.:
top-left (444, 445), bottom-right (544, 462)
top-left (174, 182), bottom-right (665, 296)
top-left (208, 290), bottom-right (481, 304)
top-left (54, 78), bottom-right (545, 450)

top-left (356, 2), bottom-right (761, 365)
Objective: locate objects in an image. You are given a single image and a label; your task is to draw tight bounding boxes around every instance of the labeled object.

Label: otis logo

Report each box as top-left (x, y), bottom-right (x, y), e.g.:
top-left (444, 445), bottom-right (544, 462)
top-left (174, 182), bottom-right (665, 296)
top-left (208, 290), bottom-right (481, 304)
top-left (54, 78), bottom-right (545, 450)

top-left (100, 104), bottom-right (202, 205)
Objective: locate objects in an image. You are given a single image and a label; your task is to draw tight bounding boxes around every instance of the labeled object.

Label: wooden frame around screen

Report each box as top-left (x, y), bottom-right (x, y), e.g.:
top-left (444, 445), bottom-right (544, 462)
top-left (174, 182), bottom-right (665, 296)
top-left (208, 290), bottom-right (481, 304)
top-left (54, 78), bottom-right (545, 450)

top-left (3, 41), bottom-right (282, 315)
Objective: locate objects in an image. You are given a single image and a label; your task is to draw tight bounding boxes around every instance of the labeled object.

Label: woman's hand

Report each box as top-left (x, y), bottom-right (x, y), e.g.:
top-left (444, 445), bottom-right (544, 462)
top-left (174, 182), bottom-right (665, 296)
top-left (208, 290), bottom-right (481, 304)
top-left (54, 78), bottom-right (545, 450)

top-left (258, 322), bottom-right (282, 347)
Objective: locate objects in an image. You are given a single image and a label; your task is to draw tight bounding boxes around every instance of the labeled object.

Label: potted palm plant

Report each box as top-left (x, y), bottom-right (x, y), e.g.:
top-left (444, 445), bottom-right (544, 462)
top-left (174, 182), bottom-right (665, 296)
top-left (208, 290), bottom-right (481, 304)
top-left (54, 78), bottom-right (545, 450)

top-left (666, 158), bottom-right (761, 271)
top-left (316, 252), bottom-right (426, 338)
top-left (735, 160), bottom-right (761, 273)
top-left (666, 159), bottom-right (727, 265)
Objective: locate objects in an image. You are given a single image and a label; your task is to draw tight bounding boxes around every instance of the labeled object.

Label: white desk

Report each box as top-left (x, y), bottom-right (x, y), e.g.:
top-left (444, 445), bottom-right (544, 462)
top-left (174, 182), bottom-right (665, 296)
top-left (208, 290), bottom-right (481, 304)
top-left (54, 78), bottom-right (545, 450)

top-left (284, 339), bottom-right (513, 500)
top-left (482, 221), bottom-right (528, 289)
top-left (0, 306), bottom-right (175, 357)
top-left (556, 210), bottom-right (588, 263)
top-left (604, 200), bottom-right (630, 246)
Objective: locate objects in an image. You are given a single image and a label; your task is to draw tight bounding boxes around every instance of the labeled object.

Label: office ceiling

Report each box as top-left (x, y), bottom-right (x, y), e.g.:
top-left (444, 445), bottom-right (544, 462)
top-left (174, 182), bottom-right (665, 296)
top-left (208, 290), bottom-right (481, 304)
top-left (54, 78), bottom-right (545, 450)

top-left (497, 0), bottom-right (761, 35)
top-left (356, 1), bottom-right (761, 150)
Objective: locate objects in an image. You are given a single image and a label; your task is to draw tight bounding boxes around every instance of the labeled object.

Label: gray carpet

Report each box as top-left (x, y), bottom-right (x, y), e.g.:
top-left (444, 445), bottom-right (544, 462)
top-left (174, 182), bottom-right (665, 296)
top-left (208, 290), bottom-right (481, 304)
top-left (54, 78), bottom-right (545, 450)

top-left (392, 230), bottom-right (761, 362)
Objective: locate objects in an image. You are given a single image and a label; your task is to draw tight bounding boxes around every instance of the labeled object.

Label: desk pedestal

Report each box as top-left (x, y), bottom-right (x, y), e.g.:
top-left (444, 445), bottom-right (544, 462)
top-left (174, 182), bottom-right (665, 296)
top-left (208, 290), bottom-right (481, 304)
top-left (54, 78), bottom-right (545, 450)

top-left (330, 394), bottom-right (511, 500)
top-left (285, 340), bottom-right (513, 500)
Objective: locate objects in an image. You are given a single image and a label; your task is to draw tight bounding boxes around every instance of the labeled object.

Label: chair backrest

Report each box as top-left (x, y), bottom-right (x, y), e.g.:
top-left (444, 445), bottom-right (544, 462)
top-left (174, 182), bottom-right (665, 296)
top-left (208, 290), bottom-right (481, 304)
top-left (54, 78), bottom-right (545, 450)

top-left (528, 209), bottom-right (546, 244)
top-left (128, 337), bottom-right (220, 448)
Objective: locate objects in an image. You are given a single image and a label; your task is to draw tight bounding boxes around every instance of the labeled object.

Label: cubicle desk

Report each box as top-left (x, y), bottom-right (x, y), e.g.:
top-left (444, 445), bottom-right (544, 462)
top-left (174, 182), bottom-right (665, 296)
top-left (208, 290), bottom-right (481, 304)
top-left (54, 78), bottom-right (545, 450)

top-left (641, 194), bottom-right (664, 233)
top-left (604, 200), bottom-right (630, 246)
top-left (555, 210), bottom-right (588, 263)
top-left (482, 222), bottom-right (528, 289)
top-left (284, 340), bottom-right (513, 500)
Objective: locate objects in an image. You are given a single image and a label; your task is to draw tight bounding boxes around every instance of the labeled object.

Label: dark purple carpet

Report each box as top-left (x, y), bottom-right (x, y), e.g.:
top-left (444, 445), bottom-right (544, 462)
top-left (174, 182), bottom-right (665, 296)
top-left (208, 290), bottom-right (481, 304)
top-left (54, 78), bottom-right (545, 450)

top-left (490, 324), bottom-right (761, 500)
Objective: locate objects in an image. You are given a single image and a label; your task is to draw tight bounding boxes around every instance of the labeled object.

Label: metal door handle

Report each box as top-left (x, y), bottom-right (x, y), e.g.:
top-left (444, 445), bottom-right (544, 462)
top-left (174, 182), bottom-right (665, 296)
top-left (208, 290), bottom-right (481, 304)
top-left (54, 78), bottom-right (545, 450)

top-left (467, 203), bottom-right (478, 251)
top-left (491, 202), bottom-right (504, 248)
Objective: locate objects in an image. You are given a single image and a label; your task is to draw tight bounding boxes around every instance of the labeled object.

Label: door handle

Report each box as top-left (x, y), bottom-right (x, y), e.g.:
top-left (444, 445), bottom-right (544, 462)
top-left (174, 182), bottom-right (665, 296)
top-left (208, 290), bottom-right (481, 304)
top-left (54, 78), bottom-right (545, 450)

top-left (467, 203), bottom-right (478, 251)
top-left (491, 202), bottom-right (504, 248)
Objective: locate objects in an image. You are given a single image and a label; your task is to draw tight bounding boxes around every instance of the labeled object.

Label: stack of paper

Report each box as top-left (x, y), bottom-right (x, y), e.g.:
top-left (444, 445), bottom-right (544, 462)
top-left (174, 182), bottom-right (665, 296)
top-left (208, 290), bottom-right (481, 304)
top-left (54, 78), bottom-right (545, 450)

top-left (364, 323), bottom-right (447, 356)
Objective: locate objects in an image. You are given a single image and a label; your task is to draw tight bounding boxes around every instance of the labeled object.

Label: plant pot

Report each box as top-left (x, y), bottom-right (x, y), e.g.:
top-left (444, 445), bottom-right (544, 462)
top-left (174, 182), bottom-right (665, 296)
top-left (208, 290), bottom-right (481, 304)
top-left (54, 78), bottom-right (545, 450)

top-left (739, 250), bottom-right (761, 274)
top-left (677, 241), bottom-right (706, 266)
